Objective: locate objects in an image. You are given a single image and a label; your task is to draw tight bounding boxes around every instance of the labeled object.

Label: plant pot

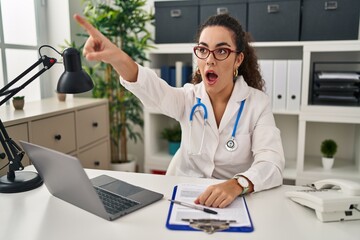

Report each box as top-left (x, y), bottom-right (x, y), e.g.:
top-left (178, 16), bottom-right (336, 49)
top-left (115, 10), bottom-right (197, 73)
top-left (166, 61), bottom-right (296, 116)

top-left (57, 93), bottom-right (66, 102)
top-left (322, 157), bottom-right (334, 170)
top-left (12, 99), bottom-right (25, 110)
top-left (111, 154), bottom-right (137, 172)
top-left (168, 141), bottom-right (180, 155)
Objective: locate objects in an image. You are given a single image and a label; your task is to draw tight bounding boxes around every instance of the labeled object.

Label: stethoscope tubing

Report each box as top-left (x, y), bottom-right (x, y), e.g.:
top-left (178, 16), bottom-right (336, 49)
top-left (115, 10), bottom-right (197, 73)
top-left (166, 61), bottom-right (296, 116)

top-left (190, 98), bottom-right (208, 121)
top-left (188, 98), bottom-right (246, 154)
top-left (231, 100), bottom-right (246, 138)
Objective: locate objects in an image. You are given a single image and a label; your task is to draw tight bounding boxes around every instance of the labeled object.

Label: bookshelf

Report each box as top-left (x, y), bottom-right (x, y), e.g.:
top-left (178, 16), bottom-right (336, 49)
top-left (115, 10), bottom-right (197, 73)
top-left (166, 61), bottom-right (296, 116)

top-left (144, 40), bottom-right (360, 185)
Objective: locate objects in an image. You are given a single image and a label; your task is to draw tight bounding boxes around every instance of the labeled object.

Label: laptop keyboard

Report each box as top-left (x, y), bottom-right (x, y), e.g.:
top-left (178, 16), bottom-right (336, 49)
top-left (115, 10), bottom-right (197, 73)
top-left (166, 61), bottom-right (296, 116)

top-left (94, 187), bottom-right (140, 215)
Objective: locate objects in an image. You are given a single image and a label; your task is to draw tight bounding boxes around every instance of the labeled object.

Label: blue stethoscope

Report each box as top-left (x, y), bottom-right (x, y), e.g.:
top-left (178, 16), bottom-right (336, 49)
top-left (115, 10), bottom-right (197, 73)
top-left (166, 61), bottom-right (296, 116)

top-left (189, 98), bottom-right (246, 155)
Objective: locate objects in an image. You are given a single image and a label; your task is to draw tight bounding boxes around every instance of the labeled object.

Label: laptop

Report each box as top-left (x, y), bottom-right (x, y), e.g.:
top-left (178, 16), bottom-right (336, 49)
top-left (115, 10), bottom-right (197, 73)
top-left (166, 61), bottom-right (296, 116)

top-left (20, 141), bottom-right (163, 221)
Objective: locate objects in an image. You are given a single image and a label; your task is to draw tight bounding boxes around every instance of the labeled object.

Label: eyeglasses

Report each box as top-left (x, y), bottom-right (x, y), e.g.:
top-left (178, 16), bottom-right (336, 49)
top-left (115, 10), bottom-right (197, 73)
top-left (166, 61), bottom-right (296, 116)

top-left (193, 46), bottom-right (239, 61)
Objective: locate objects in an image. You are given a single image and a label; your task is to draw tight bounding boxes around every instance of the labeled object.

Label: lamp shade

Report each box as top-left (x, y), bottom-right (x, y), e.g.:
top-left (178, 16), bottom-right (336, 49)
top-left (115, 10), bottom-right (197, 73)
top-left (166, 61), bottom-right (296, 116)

top-left (57, 48), bottom-right (93, 93)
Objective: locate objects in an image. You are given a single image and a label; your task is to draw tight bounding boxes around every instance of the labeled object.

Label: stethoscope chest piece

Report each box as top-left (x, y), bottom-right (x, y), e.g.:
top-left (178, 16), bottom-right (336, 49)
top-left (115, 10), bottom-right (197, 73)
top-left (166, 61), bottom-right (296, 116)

top-left (225, 137), bottom-right (237, 152)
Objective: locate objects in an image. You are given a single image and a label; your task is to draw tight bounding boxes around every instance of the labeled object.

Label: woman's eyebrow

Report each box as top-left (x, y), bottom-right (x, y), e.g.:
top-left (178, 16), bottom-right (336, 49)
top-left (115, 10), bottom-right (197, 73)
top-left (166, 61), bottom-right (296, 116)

top-left (198, 42), bottom-right (232, 48)
top-left (215, 42), bottom-right (231, 48)
top-left (198, 42), bottom-right (209, 47)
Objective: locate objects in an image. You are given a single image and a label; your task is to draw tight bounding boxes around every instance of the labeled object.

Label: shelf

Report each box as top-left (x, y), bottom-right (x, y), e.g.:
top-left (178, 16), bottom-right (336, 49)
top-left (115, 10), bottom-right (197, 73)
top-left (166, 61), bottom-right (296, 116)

top-left (253, 40), bottom-right (358, 48)
top-left (273, 110), bottom-right (300, 116)
top-left (283, 158), bottom-right (297, 180)
top-left (252, 41), bottom-right (304, 47)
top-left (145, 40), bottom-right (360, 186)
top-left (303, 156), bottom-right (360, 179)
top-left (152, 40), bottom-right (360, 53)
top-left (151, 43), bottom-right (194, 54)
top-left (300, 110), bottom-right (360, 123)
top-left (303, 40), bottom-right (360, 52)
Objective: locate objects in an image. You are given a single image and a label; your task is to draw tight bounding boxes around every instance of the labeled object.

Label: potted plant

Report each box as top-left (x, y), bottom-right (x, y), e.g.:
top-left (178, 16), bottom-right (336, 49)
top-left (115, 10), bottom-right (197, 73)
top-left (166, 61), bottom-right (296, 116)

top-left (56, 92), bottom-right (66, 102)
top-left (12, 96), bottom-right (25, 110)
top-left (320, 139), bottom-right (338, 170)
top-left (161, 123), bottom-right (181, 156)
top-left (78, 0), bottom-right (154, 171)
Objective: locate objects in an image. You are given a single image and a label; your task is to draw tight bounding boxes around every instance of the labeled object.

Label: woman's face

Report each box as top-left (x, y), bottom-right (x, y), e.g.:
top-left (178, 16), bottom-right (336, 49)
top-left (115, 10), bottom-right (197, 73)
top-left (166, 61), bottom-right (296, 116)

top-left (197, 26), bottom-right (243, 100)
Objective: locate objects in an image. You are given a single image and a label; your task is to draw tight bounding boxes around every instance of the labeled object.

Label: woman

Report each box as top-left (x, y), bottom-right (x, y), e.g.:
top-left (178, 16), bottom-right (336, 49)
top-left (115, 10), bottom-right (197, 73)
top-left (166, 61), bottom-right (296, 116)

top-left (74, 13), bottom-right (285, 208)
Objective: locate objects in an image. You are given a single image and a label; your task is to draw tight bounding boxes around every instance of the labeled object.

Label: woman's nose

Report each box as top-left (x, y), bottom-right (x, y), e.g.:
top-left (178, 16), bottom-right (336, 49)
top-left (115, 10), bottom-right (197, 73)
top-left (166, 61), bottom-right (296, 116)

top-left (206, 53), bottom-right (216, 66)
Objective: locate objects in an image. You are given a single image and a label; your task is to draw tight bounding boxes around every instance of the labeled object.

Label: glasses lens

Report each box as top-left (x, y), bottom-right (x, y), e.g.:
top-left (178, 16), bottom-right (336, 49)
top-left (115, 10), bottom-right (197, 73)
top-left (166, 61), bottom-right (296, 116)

top-left (194, 47), bottom-right (209, 59)
top-left (214, 48), bottom-right (231, 60)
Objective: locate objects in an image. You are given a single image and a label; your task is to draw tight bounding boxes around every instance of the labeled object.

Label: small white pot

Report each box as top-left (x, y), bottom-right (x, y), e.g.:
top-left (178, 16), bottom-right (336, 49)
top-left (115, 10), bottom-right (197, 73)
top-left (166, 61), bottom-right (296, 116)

top-left (322, 157), bottom-right (334, 170)
top-left (110, 154), bottom-right (137, 172)
top-left (57, 93), bottom-right (66, 102)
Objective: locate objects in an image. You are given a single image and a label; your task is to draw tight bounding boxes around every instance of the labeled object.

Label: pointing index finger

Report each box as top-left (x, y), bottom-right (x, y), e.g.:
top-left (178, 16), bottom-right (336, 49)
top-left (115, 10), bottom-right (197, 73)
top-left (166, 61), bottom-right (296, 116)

top-left (73, 14), bottom-right (102, 38)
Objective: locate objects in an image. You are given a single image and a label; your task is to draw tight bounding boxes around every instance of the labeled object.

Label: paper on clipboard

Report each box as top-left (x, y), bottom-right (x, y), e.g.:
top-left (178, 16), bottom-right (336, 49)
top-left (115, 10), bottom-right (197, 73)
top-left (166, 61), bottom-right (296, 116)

top-left (166, 183), bottom-right (254, 232)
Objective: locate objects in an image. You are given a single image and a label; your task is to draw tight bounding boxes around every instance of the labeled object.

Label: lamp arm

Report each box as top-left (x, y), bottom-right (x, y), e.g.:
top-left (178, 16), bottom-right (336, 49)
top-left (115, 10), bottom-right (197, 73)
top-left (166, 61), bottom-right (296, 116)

top-left (0, 55), bottom-right (56, 180)
top-left (0, 119), bottom-right (24, 180)
top-left (0, 55), bottom-right (57, 106)
top-left (0, 46), bottom-right (92, 193)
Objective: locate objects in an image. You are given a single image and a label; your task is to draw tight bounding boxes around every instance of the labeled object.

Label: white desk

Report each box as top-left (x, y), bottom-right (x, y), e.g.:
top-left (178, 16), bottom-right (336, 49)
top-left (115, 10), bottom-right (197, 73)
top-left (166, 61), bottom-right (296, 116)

top-left (0, 166), bottom-right (358, 240)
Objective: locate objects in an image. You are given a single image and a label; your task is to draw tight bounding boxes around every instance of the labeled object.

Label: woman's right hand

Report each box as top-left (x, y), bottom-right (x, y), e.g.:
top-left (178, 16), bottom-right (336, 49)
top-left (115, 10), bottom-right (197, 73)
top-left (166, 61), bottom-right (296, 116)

top-left (73, 14), bottom-right (120, 64)
top-left (73, 14), bottom-right (138, 81)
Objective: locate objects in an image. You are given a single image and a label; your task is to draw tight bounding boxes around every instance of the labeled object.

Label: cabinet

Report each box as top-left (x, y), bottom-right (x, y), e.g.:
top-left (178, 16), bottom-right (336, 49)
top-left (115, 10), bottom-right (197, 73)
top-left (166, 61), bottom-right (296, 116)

top-left (144, 41), bottom-right (360, 185)
top-left (0, 98), bottom-right (110, 176)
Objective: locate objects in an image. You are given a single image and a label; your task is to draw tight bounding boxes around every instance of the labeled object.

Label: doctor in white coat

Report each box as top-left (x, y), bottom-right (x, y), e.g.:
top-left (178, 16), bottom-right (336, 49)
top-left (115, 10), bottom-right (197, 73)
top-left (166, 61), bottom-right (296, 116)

top-left (74, 13), bottom-right (285, 208)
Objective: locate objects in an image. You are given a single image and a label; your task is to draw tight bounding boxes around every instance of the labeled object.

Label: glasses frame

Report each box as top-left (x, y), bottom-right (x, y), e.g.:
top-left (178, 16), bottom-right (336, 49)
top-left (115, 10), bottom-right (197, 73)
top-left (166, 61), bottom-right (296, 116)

top-left (193, 46), bottom-right (240, 61)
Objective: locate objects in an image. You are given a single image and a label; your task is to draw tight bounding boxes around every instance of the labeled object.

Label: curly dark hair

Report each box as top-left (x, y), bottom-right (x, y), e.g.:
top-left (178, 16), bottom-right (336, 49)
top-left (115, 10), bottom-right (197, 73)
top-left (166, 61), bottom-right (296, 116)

top-left (192, 14), bottom-right (264, 91)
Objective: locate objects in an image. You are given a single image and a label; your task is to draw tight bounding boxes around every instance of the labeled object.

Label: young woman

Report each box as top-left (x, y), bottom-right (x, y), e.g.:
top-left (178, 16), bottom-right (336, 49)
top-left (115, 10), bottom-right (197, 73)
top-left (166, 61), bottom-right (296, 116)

top-left (74, 13), bottom-right (285, 208)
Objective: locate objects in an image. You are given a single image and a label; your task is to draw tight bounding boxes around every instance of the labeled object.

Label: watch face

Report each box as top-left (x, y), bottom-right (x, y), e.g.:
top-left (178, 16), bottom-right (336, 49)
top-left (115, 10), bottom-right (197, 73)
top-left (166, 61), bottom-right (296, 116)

top-left (237, 177), bottom-right (249, 188)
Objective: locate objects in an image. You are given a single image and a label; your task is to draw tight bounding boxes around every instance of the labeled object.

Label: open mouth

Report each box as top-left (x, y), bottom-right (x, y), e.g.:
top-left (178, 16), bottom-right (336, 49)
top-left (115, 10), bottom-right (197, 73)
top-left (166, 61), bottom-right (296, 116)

top-left (205, 70), bottom-right (218, 84)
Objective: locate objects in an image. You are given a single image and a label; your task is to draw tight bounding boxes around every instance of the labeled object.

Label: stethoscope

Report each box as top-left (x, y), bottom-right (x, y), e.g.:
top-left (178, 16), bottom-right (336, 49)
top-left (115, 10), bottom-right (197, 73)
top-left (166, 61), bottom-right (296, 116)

top-left (225, 99), bottom-right (246, 152)
top-left (188, 98), bottom-right (246, 155)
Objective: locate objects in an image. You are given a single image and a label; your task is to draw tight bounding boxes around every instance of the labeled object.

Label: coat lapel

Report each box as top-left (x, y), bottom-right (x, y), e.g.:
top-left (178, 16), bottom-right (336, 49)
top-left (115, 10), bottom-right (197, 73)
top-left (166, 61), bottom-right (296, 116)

top-left (194, 77), bottom-right (250, 136)
top-left (218, 77), bottom-right (250, 133)
top-left (195, 83), bottom-right (218, 137)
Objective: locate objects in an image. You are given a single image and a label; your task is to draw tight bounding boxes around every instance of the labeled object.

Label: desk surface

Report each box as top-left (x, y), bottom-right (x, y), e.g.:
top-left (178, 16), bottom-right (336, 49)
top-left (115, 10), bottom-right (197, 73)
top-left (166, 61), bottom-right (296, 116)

top-left (0, 167), bottom-right (358, 240)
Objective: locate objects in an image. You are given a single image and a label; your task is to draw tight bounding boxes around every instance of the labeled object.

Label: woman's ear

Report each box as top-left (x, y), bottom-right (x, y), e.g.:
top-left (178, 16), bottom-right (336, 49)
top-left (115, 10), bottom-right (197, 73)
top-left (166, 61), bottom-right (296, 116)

top-left (236, 52), bottom-right (244, 67)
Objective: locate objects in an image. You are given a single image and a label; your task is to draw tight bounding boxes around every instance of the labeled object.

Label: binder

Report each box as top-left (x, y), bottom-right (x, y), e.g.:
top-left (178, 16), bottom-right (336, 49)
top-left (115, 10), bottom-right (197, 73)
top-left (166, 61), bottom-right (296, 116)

top-left (286, 60), bottom-right (302, 111)
top-left (273, 60), bottom-right (287, 111)
top-left (175, 61), bottom-right (183, 87)
top-left (181, 65), bottom-right (192, 86)
top-left (160, 65), bottom-right (175, 86)
top-left (258, 60), bottom-right (274, 104)
top-left (169, 67), bottom-right (176, 87)
top-left (175, 62), bottom-right (193, 87)
top-left (166, 184), bottom-right (254, 233)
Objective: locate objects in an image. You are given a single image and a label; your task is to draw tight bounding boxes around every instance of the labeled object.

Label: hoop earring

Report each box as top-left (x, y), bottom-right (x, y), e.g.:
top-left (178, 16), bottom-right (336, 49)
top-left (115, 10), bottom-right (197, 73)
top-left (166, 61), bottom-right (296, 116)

top-left (234, 68), bottom-right (238, 78)
top-left (196, 67), bottom-right (201, 75)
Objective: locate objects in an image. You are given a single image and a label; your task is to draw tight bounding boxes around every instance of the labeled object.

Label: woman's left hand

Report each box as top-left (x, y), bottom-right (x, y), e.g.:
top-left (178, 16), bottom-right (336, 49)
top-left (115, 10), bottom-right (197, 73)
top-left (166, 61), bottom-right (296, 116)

top-left (194, 179), bottom-right (242, 208)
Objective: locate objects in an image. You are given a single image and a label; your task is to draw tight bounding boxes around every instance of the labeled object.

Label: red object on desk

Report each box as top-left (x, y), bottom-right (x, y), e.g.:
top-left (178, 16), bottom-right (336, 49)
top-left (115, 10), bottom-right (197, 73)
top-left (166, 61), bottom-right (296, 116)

top-left (151, 170), bottom-right (166, 175)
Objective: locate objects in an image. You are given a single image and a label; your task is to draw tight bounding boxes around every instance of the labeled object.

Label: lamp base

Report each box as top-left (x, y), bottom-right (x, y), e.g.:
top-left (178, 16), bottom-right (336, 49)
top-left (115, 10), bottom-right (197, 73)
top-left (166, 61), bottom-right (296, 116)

top-left (0, 171), bottom-right (43, 193)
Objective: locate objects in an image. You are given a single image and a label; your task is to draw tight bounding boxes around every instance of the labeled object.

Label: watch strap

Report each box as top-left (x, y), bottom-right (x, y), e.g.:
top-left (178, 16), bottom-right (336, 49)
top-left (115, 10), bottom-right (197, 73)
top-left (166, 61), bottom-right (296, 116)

top-left (240, 186), bottom-right (249, 195)
top-left (233, 174), bottom-right (250, 195)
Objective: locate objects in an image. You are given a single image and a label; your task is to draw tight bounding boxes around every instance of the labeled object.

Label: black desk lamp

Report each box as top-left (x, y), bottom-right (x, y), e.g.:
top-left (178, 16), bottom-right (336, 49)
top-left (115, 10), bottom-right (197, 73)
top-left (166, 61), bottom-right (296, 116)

top-left (0, 45), bottom-right (93, 193)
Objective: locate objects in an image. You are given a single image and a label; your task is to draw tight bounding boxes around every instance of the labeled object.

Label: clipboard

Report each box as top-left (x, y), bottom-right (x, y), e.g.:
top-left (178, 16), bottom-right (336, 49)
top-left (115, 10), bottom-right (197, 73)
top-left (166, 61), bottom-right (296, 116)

top-left (166, 184), bottom-right (254, 233)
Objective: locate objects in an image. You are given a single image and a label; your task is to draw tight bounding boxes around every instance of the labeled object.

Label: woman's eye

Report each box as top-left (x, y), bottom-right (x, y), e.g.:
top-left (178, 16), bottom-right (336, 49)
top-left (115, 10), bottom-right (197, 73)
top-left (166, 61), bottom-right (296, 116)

top-left (199, 48), bottom-right (208, 54)
top-left (216, 48), bottom-right (228, 55)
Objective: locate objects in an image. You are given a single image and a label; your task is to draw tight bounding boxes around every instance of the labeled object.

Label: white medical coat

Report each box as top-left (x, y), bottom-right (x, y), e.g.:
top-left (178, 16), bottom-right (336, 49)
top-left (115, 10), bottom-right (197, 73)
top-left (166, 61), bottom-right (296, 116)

top-left (120, 65), bottom-right (285, 192)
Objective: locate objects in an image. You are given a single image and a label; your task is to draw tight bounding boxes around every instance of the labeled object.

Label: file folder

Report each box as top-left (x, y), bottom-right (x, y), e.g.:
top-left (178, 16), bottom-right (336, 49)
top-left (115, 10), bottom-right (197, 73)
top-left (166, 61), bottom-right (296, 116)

top-left (273, 60), bottom-right (287, 111)
top-left (258, 60), bottom-right (274, 105)
top-left (287, 60), bottom-right (302, 111)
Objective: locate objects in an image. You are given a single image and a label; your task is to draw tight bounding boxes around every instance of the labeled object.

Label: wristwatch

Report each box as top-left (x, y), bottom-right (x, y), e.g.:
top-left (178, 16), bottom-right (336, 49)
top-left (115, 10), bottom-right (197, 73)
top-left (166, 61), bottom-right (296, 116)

top-left (233, 175), bottom-right (250, 195)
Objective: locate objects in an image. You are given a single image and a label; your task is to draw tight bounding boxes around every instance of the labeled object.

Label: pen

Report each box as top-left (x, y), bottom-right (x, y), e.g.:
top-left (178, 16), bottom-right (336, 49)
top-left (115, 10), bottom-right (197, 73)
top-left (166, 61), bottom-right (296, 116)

top-left (168, 199), bottom-right (218, 215)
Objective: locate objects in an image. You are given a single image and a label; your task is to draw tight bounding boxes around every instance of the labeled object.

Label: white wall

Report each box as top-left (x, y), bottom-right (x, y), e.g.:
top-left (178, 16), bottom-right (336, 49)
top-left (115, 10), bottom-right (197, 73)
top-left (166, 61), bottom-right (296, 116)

top-left (45, 0), bottom-right (71, 97)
